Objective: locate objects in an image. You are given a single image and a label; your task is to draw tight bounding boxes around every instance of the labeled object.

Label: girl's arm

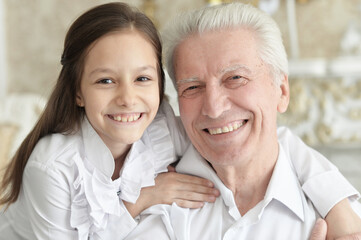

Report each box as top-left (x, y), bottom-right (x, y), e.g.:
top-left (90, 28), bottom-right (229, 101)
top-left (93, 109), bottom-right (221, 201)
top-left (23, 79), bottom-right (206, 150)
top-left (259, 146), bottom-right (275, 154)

top-left (23, 161), bottom-right (82, 239)
top-left (124, 167), bottom-right (220, 218)
top-left (324, 198), bottom-right (361, 239)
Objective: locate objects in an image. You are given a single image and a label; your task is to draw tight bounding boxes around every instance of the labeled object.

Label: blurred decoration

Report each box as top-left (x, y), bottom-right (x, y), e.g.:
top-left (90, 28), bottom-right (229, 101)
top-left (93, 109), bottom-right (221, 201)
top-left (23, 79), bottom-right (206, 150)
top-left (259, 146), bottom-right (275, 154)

top-left (141, 0), bottom-right (158, 28)
top-left (259, 0), bottom-right (279, 15)
top-left (206, 0), bottom-right (233, 5)
top-left (206, 0), bottom-right (258, 6)
top-left (296, 0), bottom-right (309, 3)
top-left (340, 21), bottom-right (361, 56)
top-left (278, 76), bottom-right (361, 146)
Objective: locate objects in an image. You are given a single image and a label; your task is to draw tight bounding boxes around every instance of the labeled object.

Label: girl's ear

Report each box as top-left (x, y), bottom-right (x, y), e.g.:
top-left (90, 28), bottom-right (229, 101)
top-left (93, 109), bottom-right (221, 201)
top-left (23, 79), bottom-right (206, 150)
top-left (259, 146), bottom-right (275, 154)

top-left (277, 74), bottom-right (290, 113)
top-left (76, 92), bottom-right (85, 107)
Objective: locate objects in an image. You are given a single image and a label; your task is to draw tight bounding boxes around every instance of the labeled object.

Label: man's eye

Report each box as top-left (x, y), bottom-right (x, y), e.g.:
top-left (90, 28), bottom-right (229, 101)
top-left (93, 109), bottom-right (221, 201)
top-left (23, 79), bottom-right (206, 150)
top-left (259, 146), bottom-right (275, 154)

top-left (97, 78), bottom-right (113, 84)
top-left (180, 85), bottom-right (203, 98)
top-left (226, 75), bottom-right (249, 88)
top-left (231, 75), bottom-right (242, 80)
top-left (186, 86), bottom-right (198, 91)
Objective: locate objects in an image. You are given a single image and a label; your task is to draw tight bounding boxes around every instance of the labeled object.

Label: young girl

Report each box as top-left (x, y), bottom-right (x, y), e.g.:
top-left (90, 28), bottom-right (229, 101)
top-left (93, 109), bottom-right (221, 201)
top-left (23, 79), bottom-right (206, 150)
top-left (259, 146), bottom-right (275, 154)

top-left (0, 2), bottom-right (360, 240)
top-left (0, 3), bottom-right (218, 239)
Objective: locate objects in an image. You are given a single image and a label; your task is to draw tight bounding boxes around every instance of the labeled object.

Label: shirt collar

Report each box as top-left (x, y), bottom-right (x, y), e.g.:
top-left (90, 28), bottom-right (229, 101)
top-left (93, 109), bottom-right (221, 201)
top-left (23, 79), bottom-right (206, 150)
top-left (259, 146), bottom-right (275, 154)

top-left (175, 145), bottom-right (238, 210)
top-left (81, 117), bottom-right (115, 178)
top-left (176, 143), bottom-right (305, 222)
top-left (264, 144), bottom-right (305, 221)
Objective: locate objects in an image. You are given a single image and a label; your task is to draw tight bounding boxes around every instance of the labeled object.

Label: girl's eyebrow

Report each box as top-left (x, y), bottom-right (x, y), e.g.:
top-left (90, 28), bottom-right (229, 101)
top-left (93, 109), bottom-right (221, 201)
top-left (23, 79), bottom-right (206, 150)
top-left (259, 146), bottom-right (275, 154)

top-left (136, 65), bottom-right (157, 72)
top-left (88, 68), bottom-right (114, 77)
top-left (88, 65), bottom-right (157, 77)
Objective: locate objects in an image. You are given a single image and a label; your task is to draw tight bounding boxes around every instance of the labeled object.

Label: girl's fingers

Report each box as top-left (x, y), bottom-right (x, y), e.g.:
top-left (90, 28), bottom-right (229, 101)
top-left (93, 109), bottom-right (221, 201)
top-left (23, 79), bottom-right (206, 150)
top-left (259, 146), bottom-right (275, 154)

top-left (166, 174), bottom-right (220, 196)
top-left (160, 172), bottom-right (214, 188)
top-left (175, 182), bottom-right (220, 196)
top-left (176, 173), bottom-right (215, 187)
top-left (174, 199), bottom-right (205, 209)
top-left (176, 191), bottom-right (217, 203)
top-left (153, 172), bottom-right (220, 207)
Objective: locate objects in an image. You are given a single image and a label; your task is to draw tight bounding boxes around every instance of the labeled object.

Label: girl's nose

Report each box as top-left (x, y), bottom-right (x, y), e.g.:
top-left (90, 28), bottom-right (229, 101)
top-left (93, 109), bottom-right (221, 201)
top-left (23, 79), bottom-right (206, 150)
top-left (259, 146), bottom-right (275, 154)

top-left (115, 83), bottom-right (136, 107)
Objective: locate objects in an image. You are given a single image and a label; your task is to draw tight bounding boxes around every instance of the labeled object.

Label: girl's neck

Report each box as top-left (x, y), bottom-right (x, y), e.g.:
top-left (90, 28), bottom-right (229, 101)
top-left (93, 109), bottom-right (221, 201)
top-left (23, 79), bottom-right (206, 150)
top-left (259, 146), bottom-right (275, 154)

top-left (111, 145), bottom-right (132, 180)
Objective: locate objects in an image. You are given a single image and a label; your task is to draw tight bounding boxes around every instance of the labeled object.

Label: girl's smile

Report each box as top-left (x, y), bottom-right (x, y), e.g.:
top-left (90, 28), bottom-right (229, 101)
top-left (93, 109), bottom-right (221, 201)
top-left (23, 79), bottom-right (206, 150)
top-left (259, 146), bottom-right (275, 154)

top-left (77, 30), bottom-right (160, 159)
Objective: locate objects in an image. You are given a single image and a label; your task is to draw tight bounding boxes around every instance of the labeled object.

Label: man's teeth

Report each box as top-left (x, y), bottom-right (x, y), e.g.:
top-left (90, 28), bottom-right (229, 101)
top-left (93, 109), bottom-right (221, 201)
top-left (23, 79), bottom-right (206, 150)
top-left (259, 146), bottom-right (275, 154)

top-left (208, 121), bottom-right (245, 135)
top-left (113, 114), bottom-right (140, 122)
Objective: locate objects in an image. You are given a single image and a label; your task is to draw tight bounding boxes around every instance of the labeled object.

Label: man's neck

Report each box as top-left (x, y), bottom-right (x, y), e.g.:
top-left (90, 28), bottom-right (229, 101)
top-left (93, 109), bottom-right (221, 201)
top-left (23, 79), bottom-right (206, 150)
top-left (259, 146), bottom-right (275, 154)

top-left (213, 142), bottom-right (279, 216)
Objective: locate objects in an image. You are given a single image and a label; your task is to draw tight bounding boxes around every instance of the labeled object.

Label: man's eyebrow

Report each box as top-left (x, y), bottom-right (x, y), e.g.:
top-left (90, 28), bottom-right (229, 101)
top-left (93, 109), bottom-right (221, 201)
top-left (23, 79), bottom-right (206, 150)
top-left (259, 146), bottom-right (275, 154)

top-left (176, 65), bottom-right (252, 85)
top-left (177, 77), bottom-right (200, 85)
top-left (219, 64), bottom-right (252, 75)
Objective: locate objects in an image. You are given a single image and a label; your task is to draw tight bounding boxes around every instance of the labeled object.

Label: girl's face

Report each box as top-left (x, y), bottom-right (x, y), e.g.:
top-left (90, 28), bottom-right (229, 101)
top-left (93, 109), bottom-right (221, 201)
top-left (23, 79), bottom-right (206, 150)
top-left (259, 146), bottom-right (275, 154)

top-left (77, 30), bottom-right (160, 158)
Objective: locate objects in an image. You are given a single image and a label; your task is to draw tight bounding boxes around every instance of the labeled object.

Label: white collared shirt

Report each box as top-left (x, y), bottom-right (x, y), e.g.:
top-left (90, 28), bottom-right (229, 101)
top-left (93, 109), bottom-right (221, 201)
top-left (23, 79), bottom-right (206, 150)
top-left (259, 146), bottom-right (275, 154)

top-left (126, 139), bottom-right (361, 240)
top-left (0, 99), bottom-right (359, 239)
top-left (0, 101), bottom-right (185, 240)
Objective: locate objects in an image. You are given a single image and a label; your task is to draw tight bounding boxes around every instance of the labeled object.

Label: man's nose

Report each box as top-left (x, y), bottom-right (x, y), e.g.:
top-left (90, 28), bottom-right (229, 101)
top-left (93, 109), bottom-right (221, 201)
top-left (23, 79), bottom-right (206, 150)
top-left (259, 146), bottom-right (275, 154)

top-left (115, 83), bottom-right (136, 107)
top-left (201, 83), bottom-right (231, 119)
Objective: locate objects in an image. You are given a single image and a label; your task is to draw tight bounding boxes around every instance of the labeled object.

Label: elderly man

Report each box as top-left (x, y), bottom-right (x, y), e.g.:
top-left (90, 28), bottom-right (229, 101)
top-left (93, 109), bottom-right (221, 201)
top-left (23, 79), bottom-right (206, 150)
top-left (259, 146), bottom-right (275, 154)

top-left (126, 3), bottom-right (361, 239)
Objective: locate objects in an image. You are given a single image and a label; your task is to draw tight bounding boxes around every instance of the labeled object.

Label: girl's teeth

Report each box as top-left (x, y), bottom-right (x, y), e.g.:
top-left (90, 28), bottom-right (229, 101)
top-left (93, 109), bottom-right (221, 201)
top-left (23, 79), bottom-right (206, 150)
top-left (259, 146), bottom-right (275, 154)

top-left (112, 114), bottom-right (140, 123)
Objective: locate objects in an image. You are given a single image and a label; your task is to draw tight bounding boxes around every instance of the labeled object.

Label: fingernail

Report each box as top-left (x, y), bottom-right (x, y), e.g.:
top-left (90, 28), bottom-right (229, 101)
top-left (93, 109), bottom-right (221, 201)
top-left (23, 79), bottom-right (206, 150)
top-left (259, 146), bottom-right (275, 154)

top-left (209, 196), bottom-right (216, 202)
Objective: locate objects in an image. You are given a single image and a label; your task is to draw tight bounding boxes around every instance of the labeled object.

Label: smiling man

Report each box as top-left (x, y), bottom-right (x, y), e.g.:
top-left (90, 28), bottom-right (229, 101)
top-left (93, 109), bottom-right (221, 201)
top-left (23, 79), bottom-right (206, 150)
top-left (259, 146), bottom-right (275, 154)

top-left (174, 25), bottom-right (290, 216)
top-left (125, 3), bottom-right (361, 239)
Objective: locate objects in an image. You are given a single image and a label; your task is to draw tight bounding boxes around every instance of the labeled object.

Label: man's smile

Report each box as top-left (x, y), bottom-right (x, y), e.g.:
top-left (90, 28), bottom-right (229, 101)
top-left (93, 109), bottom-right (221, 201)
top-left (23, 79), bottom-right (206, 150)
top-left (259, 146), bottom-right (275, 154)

top-left (204, 120), bottom-right (248, 135)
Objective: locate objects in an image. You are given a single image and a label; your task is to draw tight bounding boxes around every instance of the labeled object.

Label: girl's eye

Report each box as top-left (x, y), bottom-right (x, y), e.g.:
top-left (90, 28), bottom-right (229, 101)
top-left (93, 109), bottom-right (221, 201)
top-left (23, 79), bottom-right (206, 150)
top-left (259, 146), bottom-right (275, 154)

top-left (136, 76), bottom-right (151, 82)
top-left (97, 78), bottom-right (113, 84)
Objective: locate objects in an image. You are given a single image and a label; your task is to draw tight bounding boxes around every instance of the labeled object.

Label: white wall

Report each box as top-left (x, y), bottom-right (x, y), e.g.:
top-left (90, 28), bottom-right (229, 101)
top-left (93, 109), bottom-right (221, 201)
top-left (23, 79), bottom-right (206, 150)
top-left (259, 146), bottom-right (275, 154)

top-left (0, 0), bottom-right (6, 98)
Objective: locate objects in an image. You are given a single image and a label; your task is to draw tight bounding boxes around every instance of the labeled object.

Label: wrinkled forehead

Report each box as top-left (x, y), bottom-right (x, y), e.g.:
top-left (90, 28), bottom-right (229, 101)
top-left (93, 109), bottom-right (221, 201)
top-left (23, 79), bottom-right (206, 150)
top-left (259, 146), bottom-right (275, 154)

top-left (173, 28), bottom-right (265, 82)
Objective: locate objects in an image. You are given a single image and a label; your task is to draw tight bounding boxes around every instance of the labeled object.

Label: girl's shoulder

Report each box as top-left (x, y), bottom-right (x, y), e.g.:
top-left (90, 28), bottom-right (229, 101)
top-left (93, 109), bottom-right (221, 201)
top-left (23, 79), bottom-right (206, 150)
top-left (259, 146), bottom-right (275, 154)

top-left (29, 132), bottom-right (83, 168)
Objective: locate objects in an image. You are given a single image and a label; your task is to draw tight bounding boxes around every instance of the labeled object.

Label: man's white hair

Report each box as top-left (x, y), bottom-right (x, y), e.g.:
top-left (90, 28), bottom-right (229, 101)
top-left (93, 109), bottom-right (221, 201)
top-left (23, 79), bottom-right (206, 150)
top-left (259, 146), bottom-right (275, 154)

top-left (162, 2), bottom-right (288, 88)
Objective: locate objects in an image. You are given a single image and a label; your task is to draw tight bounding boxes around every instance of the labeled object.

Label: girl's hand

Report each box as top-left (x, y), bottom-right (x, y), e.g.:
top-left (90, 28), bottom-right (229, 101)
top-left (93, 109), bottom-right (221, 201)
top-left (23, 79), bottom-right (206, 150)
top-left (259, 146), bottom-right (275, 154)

top-left (310, 218), bottom-right (361, 240)
top-left (124, 169), bottom-right (220, 217)
top-left (324, 198), bottom-right (361, 240)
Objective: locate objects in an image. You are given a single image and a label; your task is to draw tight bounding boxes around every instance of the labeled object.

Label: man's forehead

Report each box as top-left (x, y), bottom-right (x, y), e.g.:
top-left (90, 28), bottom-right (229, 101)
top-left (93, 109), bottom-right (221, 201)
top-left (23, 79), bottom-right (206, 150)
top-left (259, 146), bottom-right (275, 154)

top-left (174, 28), bottom-right (262, 84)
top-left (176, 64), bottom-right (254, 85)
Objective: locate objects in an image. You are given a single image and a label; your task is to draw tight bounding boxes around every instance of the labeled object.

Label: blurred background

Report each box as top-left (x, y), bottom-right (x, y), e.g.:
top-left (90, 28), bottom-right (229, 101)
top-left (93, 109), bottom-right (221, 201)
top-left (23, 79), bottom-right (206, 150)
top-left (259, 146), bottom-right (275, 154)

top-left (0, 0), bottom-right (361, 191)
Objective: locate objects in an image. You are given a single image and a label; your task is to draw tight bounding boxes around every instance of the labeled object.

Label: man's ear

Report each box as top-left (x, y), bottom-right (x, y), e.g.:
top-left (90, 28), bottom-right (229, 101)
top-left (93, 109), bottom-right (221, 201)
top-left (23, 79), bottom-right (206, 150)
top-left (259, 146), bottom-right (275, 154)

top-left (277, 74), bottom-right (290, 113)
top-left (76, 92), bottom-right (85, 107)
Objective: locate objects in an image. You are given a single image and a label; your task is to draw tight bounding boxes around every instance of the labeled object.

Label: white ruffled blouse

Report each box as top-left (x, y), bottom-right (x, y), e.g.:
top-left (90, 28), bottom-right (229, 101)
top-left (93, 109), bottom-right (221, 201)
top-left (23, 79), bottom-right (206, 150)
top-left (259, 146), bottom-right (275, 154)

top-left (0, 101), bottom-right (188, 240)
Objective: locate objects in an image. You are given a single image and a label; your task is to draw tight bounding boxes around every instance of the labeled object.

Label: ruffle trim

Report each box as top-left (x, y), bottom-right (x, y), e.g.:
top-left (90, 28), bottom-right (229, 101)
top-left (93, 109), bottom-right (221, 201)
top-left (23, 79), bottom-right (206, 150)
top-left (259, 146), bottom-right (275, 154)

top-left (69, 104), bottom-right (177, 238)
top-left (70, 154), bottom-right (124, 240)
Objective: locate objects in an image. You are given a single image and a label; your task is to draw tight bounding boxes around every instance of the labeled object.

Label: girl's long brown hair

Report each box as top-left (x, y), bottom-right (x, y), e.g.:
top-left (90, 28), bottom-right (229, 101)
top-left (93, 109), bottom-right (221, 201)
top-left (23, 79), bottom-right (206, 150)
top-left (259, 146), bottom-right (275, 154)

top-left (0, 2), bottom-right (165, 208)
